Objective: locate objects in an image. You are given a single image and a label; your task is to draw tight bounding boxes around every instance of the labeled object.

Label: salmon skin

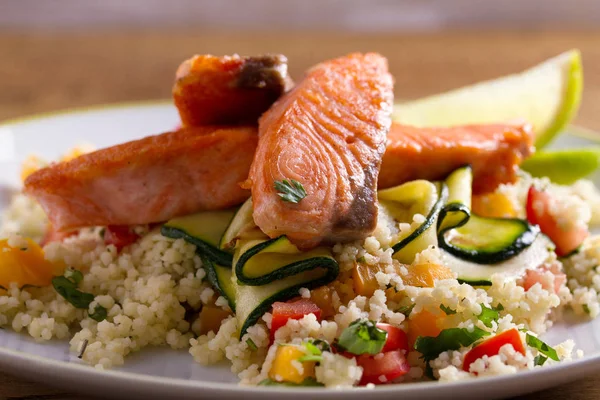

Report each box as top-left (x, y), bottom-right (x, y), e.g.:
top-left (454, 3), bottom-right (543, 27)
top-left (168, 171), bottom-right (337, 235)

top-left (379, 122), bottom-right (534, 194)
top-left (173, 54), bottom-right (294, 126)
top-left (248, 53), bottom-right (394, 249)
top-left (24, 126), bottom-right (258, 230)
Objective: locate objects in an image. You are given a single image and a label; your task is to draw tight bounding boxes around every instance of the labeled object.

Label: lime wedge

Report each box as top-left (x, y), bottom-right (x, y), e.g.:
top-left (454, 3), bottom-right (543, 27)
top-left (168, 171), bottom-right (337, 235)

top-left (393, 50), bottom-right (583, 148)
top-left (520, 148), bottom-right (600, 185)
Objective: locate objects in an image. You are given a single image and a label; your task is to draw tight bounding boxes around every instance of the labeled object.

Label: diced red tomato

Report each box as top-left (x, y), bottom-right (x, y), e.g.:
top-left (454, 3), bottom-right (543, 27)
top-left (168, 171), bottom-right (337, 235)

top-left (356, 350), bottom-right (410, 385)
top-left (40, 224), bottom-right (77, 246)
top-left (462, 328), bottom-right (525, 372)
top-left (523, 262), bottom-right (567, 294)
top-left (526, 186), bottom-right (588, 257)
top-left (376, 323), bottom-right (409, 353)
top-left (270, 298), bottom-right (322, 341)
top-left (103, 225), bottom-right (139, 251)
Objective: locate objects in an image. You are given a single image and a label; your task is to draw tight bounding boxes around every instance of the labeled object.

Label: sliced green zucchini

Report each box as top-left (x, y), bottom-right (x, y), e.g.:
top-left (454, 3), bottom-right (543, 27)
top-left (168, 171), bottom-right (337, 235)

top-left (220, 198), bottom-right (255, 251)
top-left (379, 180), bottom-right (448, 264)
top-left (212, 198), bottom-right (340, 337)
top-left (441, 235), bottom-right (551, 285)
top-left (437, 166), bottom-right (472, 233)
top-left (440, 215), bottom-right (540, 264)
top-left (235, 235), bottom-right (339, 286)
top-left (437, 165), bottom-right (540, 265)
top-left (201, 255), bottom-right (236, 311)
top-left (234, 265), bottom-right (336, 337)
top-left (161, 209), bottom-right (237, 266)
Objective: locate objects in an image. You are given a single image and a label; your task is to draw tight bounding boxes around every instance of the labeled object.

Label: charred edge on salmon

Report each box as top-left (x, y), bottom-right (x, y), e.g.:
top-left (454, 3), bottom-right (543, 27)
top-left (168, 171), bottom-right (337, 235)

top-left (236, 55), bottom-right (293, 92)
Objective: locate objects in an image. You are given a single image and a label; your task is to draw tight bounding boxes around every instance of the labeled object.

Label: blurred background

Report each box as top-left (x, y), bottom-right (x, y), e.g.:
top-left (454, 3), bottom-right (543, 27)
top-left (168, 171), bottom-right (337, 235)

top-left (0, 0), bottom-right (599, 128)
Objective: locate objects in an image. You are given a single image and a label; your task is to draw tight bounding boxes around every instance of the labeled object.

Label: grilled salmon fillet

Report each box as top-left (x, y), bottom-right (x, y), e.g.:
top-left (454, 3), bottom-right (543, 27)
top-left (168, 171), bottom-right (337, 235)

top-left (24, 126), bottom-right (258, 230)
top-left (173, 54), bottom-right (294, 126)
top-left (248, 53), bottom-right (394, 249)
top-left (379, 122), bottom-right (534, 194)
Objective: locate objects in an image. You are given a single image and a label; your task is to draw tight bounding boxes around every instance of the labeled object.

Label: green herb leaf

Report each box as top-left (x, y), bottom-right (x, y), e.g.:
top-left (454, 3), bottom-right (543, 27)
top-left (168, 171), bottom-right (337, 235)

top-left (308, 339), bottom-right (331, 353)
top-left (478, 304), bottom-right (500, 328)
top-left (397, 304), bottom-right (415, 316)
top-left (534, 355), bottom-right (547, 366)
top-left (357, 256), bottom-right (366, 263)
top-left (337, 319), bottom-right (387, 355)
top-left (64, 269), bottom-right (84, 285)
top-left (246, 338), bottom-right (258, 351)
top-left (258, 377), bottom-right (324, 387)
top-left (274, 179), bottom-right (307, 204)
top-left (415, 327), bottom-right (490, 362)
top-left (89, 305), bottom-right (108, 322)
top-left (526, 334), bottom-right (559, 361)
top-left (440, 305), bottom-right (457, 315)
top-left (495, 303), bottom-right (504, 311)
top-left (52, 276), bottom-right (95, 309)
top-left (304, 341), bottom-right (322, 356)
top-left (298, 340), bottom-right (329, 362)
top-left (583, 304), bottom-right (591, 314)
top-left (297, 354), bottom-right (323, 363)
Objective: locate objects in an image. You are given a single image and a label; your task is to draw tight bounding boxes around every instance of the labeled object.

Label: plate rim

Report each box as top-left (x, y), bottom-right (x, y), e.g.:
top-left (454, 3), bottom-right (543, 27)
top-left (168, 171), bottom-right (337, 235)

top-left (1, 102), bottom-right (600, 397)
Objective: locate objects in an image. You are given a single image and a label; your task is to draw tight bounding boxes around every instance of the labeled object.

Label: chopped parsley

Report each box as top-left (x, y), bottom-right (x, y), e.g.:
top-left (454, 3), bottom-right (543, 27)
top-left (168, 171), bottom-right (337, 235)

top-left (534, 355), bottom-right (547, 366)
top-left (440, 305), bottom-right (456, 315)
top-left (64, 269), bottom-right (83, 285)
top-left (478, 304), bottom-right (500, 328)
top-left (397, 304), bottom-right (415, 316)
top-left (246, 338), bottom-right (258, 351)
top-left (274, 179), bottom-right (307, 204)
top-left (415, 327), bottom-right (490, 379)
top-left (52, 276), bottom-right (95, 309)
top-left (526, 334), bottom-right (559, 361)
top-left (583, 304), bottom-right (591, 314)
top-left (298, 339), bottom-right (330, 363)
top-left (337, 319), bottom-right (387, 355)
top-left (89, 305), bottom-right (108, 322)
top-left (52, 269), bottom-right (107, 322)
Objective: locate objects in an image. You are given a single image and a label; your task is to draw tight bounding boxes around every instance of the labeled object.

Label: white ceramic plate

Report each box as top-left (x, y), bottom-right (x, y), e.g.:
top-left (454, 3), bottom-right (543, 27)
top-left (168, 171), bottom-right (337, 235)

top-left (1, 102), bottom-right (600, 400)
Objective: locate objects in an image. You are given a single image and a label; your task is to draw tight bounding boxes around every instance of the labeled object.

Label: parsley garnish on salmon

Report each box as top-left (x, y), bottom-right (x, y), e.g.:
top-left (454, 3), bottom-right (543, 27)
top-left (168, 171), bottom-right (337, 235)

top-left (274, 179), bottom-right (307, 204)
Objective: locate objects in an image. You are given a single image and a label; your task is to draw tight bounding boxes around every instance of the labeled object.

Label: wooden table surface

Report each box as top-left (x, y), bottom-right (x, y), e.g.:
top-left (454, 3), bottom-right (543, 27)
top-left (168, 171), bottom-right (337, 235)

top-left (0, 29), bottom-right (599, 399)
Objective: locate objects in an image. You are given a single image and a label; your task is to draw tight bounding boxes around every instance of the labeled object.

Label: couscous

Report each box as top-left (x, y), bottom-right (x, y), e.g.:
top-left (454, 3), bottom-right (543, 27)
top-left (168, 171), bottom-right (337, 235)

top-left (0, 50), bottom-right (597, 389)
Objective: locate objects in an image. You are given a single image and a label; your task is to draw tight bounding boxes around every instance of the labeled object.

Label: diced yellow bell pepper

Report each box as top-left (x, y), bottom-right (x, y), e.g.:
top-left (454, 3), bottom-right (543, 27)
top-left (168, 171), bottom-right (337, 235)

top-left (197, 305), bottom-right (231, 335)
top-left (0, 238), bottom-right (64, 288)
top-left (352, 261), bottom-right (379, 297)
top-left (472, 192), bottom-right (517, 219)
top-left (353, 261), bottom-right (403, 297)
top-left (269, 344), bottom-right (316, 384)
top-left (407, 310), bottom-right (444, 347)
top-left (403, 263), bottom-right (455, 288)
top-left (309, 285), bottom-right (337, 318)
